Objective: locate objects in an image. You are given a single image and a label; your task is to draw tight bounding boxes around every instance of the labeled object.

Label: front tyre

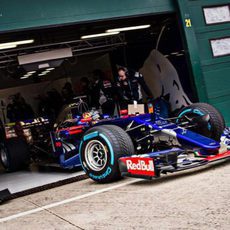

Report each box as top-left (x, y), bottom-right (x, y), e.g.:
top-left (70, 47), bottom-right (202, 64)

top-left (177, 103), bottom-right (225, 141)
top-left (80, 125), bottom-right (134, 183)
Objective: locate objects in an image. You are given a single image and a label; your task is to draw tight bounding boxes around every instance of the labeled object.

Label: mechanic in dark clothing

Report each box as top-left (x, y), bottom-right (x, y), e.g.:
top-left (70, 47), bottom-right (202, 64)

top-left (7, 93), bottom-right (34, 122)
top-left (61, 82), bottom-right (75, 104)
top-left (80, 77), bottom-right (92, 106)
top-left (92, 69), bottom-right (115, 116)
top-left (116, 67), bottom-right (153, 109)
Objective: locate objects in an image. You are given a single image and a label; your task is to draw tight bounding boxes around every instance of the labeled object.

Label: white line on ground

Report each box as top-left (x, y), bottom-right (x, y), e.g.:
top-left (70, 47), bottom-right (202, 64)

top-left (0, 178), bottom-right (142, 223)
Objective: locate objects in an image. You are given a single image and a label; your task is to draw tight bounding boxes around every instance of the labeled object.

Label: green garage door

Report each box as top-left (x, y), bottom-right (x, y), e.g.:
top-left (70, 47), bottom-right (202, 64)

top-left (0, 0), bottom-right (175, 33)
top-left (177, 0), bottom-right (230, 125)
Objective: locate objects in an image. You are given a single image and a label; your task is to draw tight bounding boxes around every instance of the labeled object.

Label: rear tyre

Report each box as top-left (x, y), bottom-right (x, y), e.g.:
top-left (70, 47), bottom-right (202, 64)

top-left (0, 138), bottom-right (30, 172)
top-left (0, 119), bottom-right (5, 142)
top-left (177, 103), bottom-right (225, 141)
top-left (80, 125), bottom-right (134, 183)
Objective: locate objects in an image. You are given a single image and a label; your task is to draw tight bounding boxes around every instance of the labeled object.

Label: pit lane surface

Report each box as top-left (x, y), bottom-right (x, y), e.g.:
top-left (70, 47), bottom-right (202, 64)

top-left (1, 161), bottom-right (230, 230)
top-left (0, 167), bottom-right (85, 194)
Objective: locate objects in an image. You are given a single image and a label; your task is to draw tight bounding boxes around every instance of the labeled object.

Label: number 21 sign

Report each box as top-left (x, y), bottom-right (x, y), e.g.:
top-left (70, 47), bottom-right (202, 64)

top-left (185, 18), bottom-right (192, 27)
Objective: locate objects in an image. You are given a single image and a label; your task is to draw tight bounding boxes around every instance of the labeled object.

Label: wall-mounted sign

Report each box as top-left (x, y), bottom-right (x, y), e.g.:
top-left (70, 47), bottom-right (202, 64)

top-left (203, 5), bottom-right (230, 24)
top-left (185, 18), bottom-right (192, 27)
top-left (211, 37), bottom-right (230, 57)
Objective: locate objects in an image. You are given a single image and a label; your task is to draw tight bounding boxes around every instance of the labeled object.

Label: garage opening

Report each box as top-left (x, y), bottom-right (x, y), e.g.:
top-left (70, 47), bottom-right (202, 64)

top-left (0, 13), bottom-right (197, 118)
top-left (0, 13), bottom-right (197, 196)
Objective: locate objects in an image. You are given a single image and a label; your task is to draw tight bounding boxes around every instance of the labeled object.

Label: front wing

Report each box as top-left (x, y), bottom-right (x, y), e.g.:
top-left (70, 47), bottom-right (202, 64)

top-left (118, 149), bottom-right (230, 179)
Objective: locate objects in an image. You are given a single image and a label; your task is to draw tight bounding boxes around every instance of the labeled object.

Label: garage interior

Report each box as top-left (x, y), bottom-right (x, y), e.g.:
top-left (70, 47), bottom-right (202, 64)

top-left (0, 12), bottom-right (197, 194)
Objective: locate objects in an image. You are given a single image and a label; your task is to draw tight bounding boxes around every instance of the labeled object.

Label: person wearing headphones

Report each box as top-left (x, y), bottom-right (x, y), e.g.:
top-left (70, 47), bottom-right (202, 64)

top-left (116, 67), bottom-right (153, 109)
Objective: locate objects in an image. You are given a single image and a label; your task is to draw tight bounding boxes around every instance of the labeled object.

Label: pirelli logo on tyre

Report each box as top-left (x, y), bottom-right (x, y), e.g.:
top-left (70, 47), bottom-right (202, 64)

top-left (122, 157), bottom-right (155, 177)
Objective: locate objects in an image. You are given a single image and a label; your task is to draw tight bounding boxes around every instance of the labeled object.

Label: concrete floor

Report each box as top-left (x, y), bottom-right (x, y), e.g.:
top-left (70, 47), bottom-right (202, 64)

top-left (0, 160), bottom-right (230, 230)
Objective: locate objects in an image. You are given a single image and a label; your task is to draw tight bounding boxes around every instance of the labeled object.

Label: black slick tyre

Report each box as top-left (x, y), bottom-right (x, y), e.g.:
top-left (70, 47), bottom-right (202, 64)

top-left (0, 138), bottom-right (30, 172)
top-left (177, 103), bottom-right (225, 141)
top-left (0, 119), bottom-right (5, 142)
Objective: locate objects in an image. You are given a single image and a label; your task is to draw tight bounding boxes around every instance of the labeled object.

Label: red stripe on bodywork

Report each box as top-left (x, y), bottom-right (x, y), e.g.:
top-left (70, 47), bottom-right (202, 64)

top-left (57, 125), bottom-right (84, 134)
top-left (206, 150), bottom-right (230, 162)
top-left (55, 142), bottom-right (62, 147)
top-left (69, 129), bottom-right (83, 135)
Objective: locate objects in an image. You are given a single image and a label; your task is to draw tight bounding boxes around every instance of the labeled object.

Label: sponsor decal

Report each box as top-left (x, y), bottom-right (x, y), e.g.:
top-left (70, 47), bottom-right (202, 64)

top-left (89, 167), bottom-right (112, 180)
top-left (123, 157), bottom-right (155, 176)
top-left (182, 129), bottom-right (187, 135)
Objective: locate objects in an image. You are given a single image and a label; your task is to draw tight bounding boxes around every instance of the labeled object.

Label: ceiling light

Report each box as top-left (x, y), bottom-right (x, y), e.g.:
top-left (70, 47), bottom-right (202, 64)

top-left (176, 53), bottom-right (184, 56)
top-left (28, 71), bottom-right (36, 74)
top-left (0, 39), bottom-right (34, 47)
top-left (42, 70), bottom-right (50, 74)
top-left (20, 76), bottom-right (30, 79)
top-left (171, 52), bottom-right (179, 55)
top-left (106, 25), bottom-right (151, 33)
top-left (0, 39), bottom-right (34, 50)
top-left (38, 73), bottom-right (46, 76)
top-left (81, 31), bottom-right (119, 39)
top-left (14, 39), bottom-right (34, 45)
top-left (46, 68), bottom-right (55, 71)
top-left (0, 44), bottom-right (17, 50)
top-left (23, 73), bottom-right (32, 77)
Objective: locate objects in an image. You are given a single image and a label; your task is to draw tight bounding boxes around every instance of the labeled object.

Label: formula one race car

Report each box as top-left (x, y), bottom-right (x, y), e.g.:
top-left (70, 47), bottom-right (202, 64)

top-left (0, 100), bottom-right (89, 172)
top-left (79, 102), bottom-right (230, 182)
top-left (1, 101), bottom-right (230, 184)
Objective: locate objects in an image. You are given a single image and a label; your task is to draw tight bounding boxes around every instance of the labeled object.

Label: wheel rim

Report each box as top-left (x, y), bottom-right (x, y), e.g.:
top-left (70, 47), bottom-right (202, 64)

top-left (0, 144), bottom-right (9, 167)
top-left (84, 140), bottom-right (108, 171)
